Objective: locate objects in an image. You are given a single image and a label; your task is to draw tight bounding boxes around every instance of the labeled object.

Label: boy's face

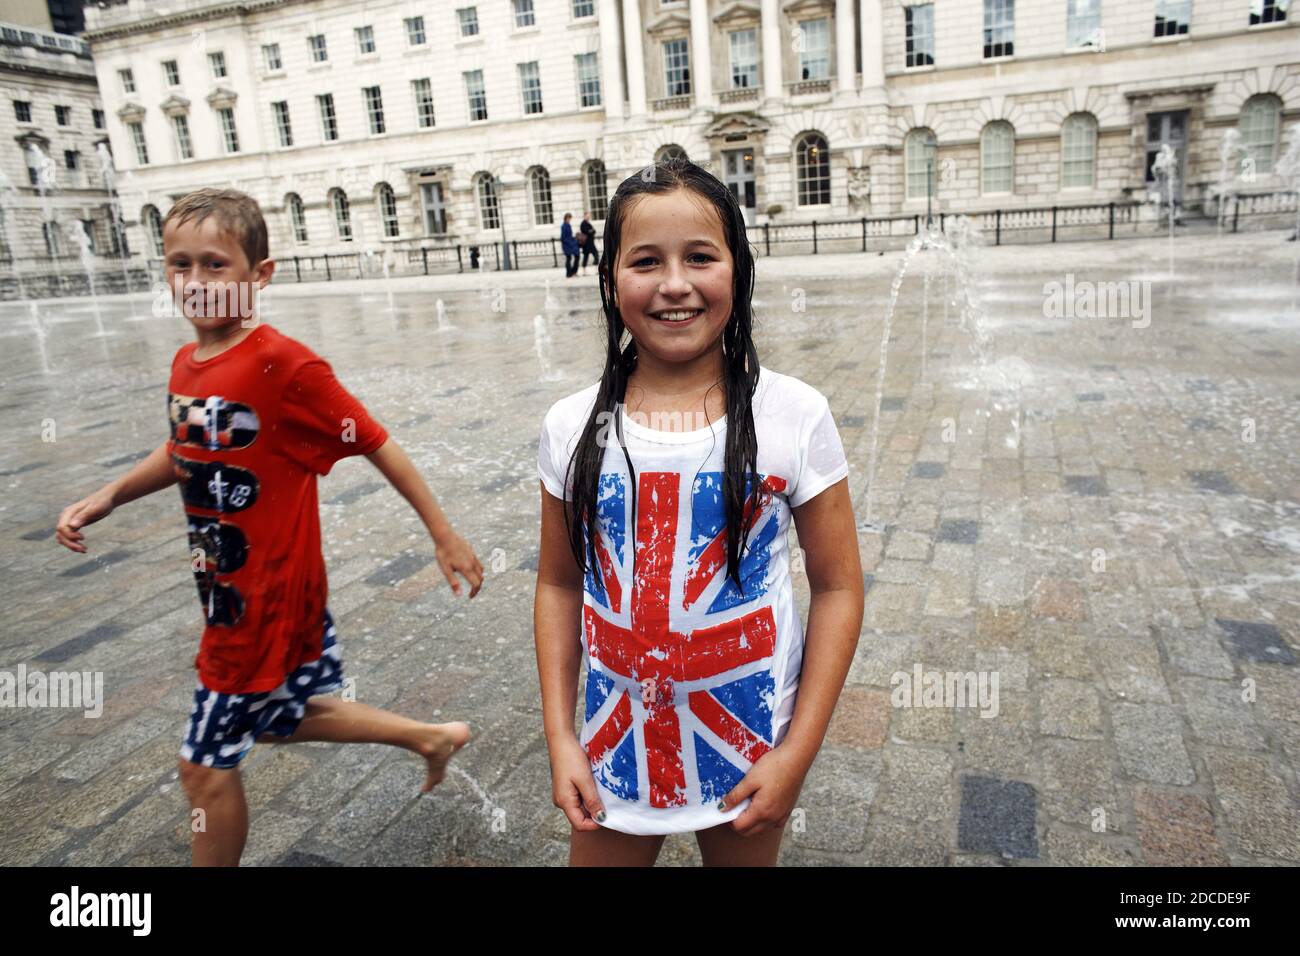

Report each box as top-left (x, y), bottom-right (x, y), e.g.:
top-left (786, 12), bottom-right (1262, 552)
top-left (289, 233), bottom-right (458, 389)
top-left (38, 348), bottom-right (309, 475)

top-left (163, 214), bottom-right (274, 332)
top-left (610, 189), bottom-right (734, 368)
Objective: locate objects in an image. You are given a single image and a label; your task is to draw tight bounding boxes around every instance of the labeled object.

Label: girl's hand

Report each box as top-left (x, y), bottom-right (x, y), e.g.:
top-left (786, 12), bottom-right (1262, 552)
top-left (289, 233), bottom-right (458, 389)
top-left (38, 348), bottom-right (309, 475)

top-left (56, 489), bottom-right (116, 553)
top-left (548, 734), bottom-right (606, 831)
top-left (433, 531), bottom-right (484, 598)
top-left (719, 744), bottom-right (810, 837)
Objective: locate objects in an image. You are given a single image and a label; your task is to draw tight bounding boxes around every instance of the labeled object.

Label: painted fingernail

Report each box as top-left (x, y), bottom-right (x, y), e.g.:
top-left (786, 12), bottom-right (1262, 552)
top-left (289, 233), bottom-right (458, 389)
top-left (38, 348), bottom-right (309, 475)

top-left (717, 800), bottom-right (727, 811)
top-left (595, 810), bottom-right (606, 823)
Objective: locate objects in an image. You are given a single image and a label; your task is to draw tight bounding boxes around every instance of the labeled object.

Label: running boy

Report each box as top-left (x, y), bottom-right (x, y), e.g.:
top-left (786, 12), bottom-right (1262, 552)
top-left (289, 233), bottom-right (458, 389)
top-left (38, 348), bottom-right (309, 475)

top-left (55, 188), bottom-right (482, 866)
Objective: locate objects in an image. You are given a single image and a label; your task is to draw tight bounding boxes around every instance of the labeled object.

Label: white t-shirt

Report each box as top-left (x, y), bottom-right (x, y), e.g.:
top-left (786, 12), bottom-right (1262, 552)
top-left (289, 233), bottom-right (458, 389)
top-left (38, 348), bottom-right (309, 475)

top-left (537, 365), bottom-right (850, 835)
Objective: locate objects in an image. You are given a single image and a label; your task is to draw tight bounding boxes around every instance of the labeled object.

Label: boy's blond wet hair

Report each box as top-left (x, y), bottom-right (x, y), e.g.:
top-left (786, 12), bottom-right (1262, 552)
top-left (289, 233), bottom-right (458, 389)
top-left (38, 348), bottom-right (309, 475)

top-left (163, 188), bottom-right (269, 268)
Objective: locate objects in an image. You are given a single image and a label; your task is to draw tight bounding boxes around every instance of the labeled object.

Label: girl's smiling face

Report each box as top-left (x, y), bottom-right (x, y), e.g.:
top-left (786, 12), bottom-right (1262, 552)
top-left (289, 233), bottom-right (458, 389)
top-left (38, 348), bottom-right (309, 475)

top-left (611, 189), bottom-right (734, 367)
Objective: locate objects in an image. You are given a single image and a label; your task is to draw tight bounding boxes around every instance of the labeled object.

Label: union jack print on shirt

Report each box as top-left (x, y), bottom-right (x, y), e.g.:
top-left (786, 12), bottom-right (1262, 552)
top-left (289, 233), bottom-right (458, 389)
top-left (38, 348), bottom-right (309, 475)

top-left (581, 468), bottom-right (790, 809)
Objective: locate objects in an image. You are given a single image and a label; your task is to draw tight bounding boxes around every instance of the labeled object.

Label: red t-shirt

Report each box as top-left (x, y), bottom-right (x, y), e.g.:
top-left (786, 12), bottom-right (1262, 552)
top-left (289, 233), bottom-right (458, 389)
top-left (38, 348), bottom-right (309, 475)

top-left (166, 323), bottom-right (389, 693)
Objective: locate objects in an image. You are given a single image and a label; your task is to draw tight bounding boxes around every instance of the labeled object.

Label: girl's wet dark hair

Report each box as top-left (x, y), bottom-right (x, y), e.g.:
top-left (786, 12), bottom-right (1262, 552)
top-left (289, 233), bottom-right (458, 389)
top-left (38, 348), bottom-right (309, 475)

top-left (560, 156), bottom-right (765, 593)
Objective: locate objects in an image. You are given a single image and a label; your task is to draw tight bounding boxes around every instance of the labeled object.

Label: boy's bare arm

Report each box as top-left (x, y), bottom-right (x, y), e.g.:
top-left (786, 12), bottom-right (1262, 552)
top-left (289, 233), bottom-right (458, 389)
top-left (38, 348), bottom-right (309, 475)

top-left (56, 442), bottom-right (178, 553)
top-left (364, 436), bottom-right (484, 597)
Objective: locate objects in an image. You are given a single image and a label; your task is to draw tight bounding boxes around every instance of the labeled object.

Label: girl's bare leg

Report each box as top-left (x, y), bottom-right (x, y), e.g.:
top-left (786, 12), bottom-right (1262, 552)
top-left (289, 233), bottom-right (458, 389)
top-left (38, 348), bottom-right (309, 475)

top-left (258, 695), bottom-right (470, 791)
top-left (570, 827), bottom-right (667, 866)
top-left (695, 820), bottom-right (787, 866)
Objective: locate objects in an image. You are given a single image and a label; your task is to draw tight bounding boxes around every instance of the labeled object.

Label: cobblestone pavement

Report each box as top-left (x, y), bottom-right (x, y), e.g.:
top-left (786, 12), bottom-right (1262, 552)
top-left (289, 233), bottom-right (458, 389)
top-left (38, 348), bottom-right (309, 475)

top-left (1, 229), bottom-right (1297, 866)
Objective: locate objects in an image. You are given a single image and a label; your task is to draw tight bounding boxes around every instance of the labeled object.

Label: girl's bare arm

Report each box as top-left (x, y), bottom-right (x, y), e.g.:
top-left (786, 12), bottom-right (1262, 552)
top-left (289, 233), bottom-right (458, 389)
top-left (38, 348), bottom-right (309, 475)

top-left (779, 478), bottom-right (865, 771)
top-left (535, 482), bottom-right (606, 828)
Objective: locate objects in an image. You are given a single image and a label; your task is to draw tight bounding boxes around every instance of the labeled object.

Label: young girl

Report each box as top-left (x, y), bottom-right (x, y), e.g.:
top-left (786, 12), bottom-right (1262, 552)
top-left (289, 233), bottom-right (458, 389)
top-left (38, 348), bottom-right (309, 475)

top-left (534, 158), bottom-right (864, 866)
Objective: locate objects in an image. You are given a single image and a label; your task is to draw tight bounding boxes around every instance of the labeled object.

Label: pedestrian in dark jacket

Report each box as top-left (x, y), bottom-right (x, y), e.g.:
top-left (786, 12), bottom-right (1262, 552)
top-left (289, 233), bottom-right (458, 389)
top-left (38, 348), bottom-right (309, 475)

top-left (560, 213), bottom-right (580, 278)
top-left (579, 211), bottom-right (599, 276)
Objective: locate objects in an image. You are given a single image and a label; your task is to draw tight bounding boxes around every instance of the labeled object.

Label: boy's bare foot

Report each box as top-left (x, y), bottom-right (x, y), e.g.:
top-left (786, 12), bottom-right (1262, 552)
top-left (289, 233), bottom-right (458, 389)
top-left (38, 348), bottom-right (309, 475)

top-left (416, 721), bottom-right (471, 792)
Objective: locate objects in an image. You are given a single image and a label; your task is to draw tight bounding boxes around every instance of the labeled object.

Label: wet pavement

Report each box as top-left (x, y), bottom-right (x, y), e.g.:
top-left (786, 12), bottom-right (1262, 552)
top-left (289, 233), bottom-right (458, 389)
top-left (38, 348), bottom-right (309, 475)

top-left (1, 228), bottom-right (1297, 866)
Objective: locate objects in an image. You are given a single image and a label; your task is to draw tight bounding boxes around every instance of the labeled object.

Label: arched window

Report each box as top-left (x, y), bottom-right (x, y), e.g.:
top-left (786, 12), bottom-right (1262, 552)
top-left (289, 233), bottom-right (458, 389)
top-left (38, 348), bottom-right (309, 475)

top-left (904, 128), bottom-right (937, 201)
top-left (142, 204), bottom-right (164, 256)
top-left (796, 132), bottom-right (831, 206)
top-left (980, 121), bottom-right (1015, 194)
top-left (330, 188), bottom-right (352, 241)
top-left (286, 193), bottom-right (307, 243)
top-left (656, 144), bottom-right (688, 163)
top-left (584, 160), bottom-right (608, 220)
top-left (529, 166), bottom-right (553, 226)
top-left (1061, 113), bottom-right (1098, 189)
top-left (1240, 94), bottom-right (1282, 175)
top-left (476, 173), bottom-right (500, 229)
top-left (376, 182), bottom-right (399, 238)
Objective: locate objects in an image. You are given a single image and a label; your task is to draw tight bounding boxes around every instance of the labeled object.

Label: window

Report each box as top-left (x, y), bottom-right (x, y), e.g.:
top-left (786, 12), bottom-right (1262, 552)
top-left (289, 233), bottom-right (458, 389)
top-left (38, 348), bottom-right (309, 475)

top-left (64, 149), bottom-right (79, 170)
top-left (309, 33), bottom-right (328, 62)
top-left (529, 166), bottom-right (554, 225)
top-left (317, 93), bottom-right (338, 140)
top-left (904, 128), bottom-right (937, 200)
top-left (905, 5), bottom-right (935, 67)
top-left (585, 160), bottom-right (609, 219)
top-left (1240, 94), bottom-right (1281, 173)
top-left (797, 18), bottom-right (830, 79)
top-left (55, 104), bottom-right (71, 125)
top-left (209, 51), bottom-right (227, 78)
top-left (118, 67), bottom-right (135, 93)
top-left (172, 114), bottom-right (193, 159)
top-left (14, 100), bottom-right (32, 122)
top-left (514, 0), bottom-right (536, 28)
top-left (405, 16), bottom-right (427, 44)
top-left (44, 221), bottom-right (63, 257)
top-left (143, 205), bottom-right (164, 256)
top-left (576, 52), bottom-right (602, 107)
top-left (25, 147), bottom-right (41, 186)
top-left (128, 121), bottom-right (149, 164)
top-left (272, 100), bottom-right (293, 147)
top-left (331, 189), bottom-right (353, 241)
top-left (1154, 0), bottom-right (1191, 36)
top-left (142, 205), bottom-right (163, 256)
top-left (263, 43), bottom-right (282, 71)
top-left (162, 59), bottom-right (180, 86)
top-left (729, 29), bottom-right (758, 88)
top-left (287, 193), bottom-right (308, 243)
top-left (93, 108), bottom-right (105, 129)
top-left (519, 61), bottom-right (543, 114)
top-left (796, 133), bottom-right (831, 205)
top-left (1066, 0), bottom-right (1102, 47)
top-left (218, 107), bottom-right (239, 153)
top-left (572, 0), bottom-right (595, 18)
top-left (355, 25), bottom-right (375, 55)
top-left (477, 173), bottom-right (500, 229)
top-left (983, 0), bottom-right (1015, 58)
top-left (1250, 0), bottom-right (1289, 24)
top-left (465, 70), bottom-right (487, 121)
top-left (664, 37), bottom-right (691, 96)
top-left (980, 121), bottom-right (1015, 193)
top-left (1061, 112), bottom-right (1098, 187)
top-left (412, 78), bottom-right (436, 127)
top-left (377, 183), bottom-right (399, 237)
top-left (363, 85), bottom-right (385, 134)
top-left (458, 7), bottom-right (479, 37)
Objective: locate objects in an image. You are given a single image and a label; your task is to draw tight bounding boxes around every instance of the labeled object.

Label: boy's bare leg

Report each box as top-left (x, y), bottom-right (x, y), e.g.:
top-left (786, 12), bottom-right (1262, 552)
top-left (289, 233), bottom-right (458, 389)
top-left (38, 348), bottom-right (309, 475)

top-left (694, 820), bottom-right (786, 866)
top-left (258, 696), bottom-right (470, 791)
top-left (177, 760), bottom-right (248, 867)
top-left (570, 827), bottom-right (666, 867)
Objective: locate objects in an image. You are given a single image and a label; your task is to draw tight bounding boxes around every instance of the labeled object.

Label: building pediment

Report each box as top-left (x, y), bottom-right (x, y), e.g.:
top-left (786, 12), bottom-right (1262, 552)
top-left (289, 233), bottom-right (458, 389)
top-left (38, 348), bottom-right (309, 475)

top-left (782, 0), bottom-right (834, 17)
top-left (704, 110), bottom-right (771, 139)
top-left (160, 94), bottom-right (190, 117)
top-left (714, 1), bottom-right (761, 27)
top-left (646, 10), bottom-right (692, 38)
top-left (116, 101), bottom-right (146, 122)
top-left (205, 86), bottom-right (237, 110)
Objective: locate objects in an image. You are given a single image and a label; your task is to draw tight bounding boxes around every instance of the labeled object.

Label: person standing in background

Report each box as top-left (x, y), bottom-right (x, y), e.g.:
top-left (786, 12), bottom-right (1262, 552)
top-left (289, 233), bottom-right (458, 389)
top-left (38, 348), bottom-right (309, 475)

top-left (560, 213), bottom-right (580, 278)
top-left (578, 211), bottom-right (599, 276)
